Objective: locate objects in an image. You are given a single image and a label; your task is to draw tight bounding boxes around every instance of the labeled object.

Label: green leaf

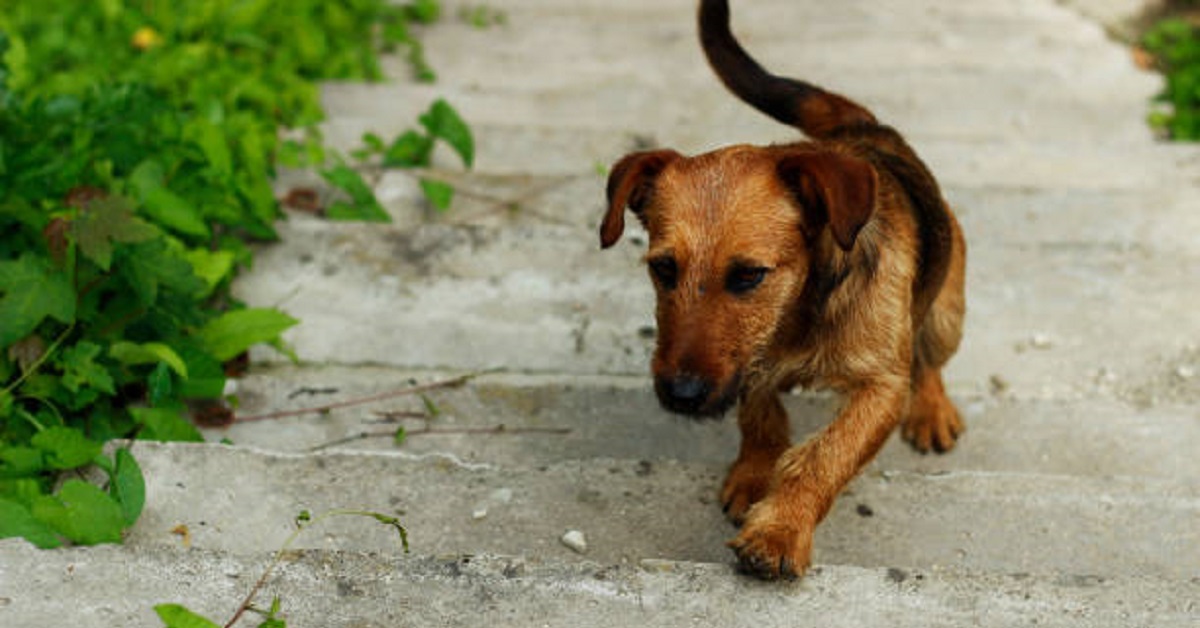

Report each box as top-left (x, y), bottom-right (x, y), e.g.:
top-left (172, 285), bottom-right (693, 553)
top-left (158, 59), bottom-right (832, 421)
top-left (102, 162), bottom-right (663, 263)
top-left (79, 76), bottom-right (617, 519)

top-left (71, 196), bottom-right (158, 270)
top-left (184, 248), bottom-right (236, 297)
top-left (420, 99), bottom-right (474, 167)
top-left (321, 164), bottom-right (392, 222)
top-left (382, 130), bottom-right (434, 168)
top-left (0, 446), bottom-right (45, 478)
top-left (31, 426), bottom-right (103, 471)
top-left (174, 342), bottom-right (226, 399)
top-left (131, 407), bottom-right (203, 442)
top-left (361, 131), bottom-right (386, 153)
top-left (129, 161), bottom-right (211, 238)
top-left (325, 199), bottom-right (391, 222)
top-left (195, 308), bottom-right (299, 362)
top-left (0, 478), bottom-right (46, 508)
top-left (58, 341), bottom-right (117, 396)
top-left (419, 178), bottom-right (454, 211)
top-left (0, 498), bottom-right (63, 548)
top-left (407, 0), bottom-right (442, 24)
top-left (119, 239), bottom-right (207, 306)
top-left (31, 479), bottom-right (126, 545)
top-left (109, 341), bottom-right (189, 378)
top-left (0, 254), bottom-right (76, 348)
top-left (186, 118), bottom-right (234, 178)
top-left (321, 164), bottom-right (375, 204)
top-left (109, 448), bottom-right (145, 526)
top-left (147, 361), bottom-right (174, 406)
top-left (154, 604), bottom-right (223, 628)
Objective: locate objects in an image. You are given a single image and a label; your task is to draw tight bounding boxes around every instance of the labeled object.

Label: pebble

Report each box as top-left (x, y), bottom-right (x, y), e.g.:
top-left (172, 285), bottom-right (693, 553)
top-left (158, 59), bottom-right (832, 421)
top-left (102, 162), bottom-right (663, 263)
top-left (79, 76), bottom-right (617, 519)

top-left (1030, 333), bottom-right (1053, 349)
top-left (471, 487), bottom-right (514, 520)
top-left (560, 530), bottom-right (588, 554)
top-left (1176, 365), bottom-right (1196, 380)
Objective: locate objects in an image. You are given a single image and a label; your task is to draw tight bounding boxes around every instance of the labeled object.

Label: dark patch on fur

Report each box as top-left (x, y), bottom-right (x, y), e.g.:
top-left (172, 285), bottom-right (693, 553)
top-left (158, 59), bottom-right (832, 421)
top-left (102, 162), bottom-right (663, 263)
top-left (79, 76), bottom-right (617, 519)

top-left (829, 125), bottom-right (954, 327)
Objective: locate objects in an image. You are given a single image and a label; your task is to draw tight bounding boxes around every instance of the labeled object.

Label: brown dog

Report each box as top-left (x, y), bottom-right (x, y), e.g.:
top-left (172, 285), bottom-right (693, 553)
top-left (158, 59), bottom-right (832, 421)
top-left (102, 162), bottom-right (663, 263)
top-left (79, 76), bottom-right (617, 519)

top-left (600, 0), bottom-right (966, 580)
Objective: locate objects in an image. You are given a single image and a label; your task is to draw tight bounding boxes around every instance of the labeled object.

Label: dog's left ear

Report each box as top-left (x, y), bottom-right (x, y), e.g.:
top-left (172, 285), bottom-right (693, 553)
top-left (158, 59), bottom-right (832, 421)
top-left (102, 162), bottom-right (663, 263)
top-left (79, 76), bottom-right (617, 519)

top-left (777, 151), bottom-right (878, 251)
top-left (601, 150), bottom-right (681, 249)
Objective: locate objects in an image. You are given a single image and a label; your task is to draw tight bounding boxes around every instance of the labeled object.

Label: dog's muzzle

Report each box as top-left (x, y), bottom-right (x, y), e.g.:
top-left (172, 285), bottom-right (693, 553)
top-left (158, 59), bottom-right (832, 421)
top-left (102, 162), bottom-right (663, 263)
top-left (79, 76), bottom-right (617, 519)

top-left (655, 373), bottom-right (737, 418)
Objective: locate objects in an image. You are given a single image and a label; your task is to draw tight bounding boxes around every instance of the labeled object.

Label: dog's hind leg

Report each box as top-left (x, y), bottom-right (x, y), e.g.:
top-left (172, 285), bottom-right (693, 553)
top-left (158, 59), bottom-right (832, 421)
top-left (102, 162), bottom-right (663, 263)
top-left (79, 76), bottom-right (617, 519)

top-left (903, 220), bottom-right (966, 453)
top-left (902, 364), bottom-right (964, 453)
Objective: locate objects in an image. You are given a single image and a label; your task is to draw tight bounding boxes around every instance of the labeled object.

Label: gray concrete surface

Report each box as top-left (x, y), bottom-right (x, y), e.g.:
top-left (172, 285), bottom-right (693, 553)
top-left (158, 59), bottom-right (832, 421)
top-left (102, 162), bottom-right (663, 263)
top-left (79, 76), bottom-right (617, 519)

top-left (4, 541), bottom-right (1197, 628)
top-left (115, 441), bottom-right (1200, 577)
top-left (4, 0), bottom-right (1200, 626)
top-left (213, 366), bottom-right (1200, 479)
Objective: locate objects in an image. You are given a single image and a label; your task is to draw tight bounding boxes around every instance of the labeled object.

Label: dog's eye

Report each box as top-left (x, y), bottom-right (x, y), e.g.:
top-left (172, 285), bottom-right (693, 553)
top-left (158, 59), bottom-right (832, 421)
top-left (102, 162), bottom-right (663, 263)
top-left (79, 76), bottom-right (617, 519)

top-left (648, 257), bottom-right (678, 289)
top-left (726, 265), bottom-right (768, 295)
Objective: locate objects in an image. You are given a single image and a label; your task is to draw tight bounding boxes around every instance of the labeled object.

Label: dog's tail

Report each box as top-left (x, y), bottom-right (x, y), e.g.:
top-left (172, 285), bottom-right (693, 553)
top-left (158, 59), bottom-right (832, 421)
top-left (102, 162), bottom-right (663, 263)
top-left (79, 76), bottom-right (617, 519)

top-left (699, 0), bottom-right (877, 139)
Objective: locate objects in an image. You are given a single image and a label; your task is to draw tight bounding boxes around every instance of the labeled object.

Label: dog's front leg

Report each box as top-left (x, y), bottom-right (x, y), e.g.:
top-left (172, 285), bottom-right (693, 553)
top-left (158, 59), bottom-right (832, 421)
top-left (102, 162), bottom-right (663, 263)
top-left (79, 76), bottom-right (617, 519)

top-left (721, 388), bottom-right (792, 524)
top-left (728, 381), bottom-right (907, 579)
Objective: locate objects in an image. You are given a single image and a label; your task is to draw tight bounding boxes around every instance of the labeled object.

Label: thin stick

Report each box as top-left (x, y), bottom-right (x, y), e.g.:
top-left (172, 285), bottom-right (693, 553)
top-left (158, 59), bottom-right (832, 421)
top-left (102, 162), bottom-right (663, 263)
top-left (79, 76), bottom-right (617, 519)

top-left (234, 371), bottom-right (491, 423)
top-left (307, 425), bottom-right (572, 452)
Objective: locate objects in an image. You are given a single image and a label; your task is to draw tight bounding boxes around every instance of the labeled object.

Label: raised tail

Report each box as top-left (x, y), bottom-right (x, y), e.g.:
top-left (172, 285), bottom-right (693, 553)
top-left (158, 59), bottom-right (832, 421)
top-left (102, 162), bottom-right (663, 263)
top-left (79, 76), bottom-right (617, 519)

top-left (699, 0), bottom-right (877, 139)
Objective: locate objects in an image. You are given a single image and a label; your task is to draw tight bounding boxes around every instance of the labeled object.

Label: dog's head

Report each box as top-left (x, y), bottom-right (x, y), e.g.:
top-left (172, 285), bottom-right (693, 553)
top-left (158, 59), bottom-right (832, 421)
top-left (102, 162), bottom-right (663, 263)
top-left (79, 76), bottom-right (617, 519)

top-left (601, 144), bottom-right (877, 417)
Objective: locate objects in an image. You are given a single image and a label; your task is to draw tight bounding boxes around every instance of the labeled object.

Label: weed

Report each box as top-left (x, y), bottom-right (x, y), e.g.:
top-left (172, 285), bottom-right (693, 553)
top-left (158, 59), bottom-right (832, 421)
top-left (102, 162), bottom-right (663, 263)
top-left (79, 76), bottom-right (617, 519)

top-left (1142, 7), bottom-right (1200, 139)
top-left (0, 0), bottom-right (472, 547)
top-left (154, 509), bottom-right (408, 628)
top-left (459, 5), bottom-right (509, 29)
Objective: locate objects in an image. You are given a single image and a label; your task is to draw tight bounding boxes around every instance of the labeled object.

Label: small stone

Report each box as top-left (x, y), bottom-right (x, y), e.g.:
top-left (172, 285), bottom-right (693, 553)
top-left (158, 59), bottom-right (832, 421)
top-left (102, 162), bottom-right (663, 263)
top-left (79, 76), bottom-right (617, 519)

top-left (472, 507), bottom-right (488, 520)
top-left (1176, 365), bottom-right (1196, 380)
top-left (1030, 333), bottom-right (1053, 349)
top-left (988, 374), bottom-right (1009, 395)
top-left (560, 530), bottom-right (588, 554)
top-left (856, 503), bottom-right (875, 518)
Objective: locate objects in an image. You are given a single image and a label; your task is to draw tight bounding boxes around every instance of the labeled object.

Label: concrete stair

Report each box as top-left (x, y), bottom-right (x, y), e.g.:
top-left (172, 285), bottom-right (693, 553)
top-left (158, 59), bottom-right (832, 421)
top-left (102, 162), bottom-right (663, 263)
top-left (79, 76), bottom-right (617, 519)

top-left (3, 0), bottom-right (1199, 626)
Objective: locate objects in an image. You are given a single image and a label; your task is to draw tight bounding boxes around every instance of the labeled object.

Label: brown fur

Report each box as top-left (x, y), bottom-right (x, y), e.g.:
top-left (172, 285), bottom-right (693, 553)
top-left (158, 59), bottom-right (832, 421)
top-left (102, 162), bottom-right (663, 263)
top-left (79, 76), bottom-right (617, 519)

top-left (599, 0), bottom-right (966, 580)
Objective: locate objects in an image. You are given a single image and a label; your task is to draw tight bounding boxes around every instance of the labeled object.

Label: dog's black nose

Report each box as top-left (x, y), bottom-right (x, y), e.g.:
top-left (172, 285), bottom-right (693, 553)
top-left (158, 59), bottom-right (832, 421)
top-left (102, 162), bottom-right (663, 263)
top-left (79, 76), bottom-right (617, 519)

top-left (658, 375), bottom-right (711, 412)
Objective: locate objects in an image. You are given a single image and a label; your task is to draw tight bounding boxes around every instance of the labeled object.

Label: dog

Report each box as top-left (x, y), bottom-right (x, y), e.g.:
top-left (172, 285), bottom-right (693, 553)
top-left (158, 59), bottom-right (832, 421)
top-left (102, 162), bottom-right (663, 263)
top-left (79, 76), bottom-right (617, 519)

top-left (599, 0), bottom-right (967, 580)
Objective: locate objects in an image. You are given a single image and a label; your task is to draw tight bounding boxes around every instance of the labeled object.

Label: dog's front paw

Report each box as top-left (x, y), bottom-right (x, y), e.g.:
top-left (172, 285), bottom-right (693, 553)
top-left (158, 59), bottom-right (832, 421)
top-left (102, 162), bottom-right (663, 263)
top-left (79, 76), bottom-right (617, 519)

top-left (902, 394), bottom-right (964, 454)
top-left (720, 453), bottom-right (779, 525)
top-left (727, 500), bottom-right (815, 581)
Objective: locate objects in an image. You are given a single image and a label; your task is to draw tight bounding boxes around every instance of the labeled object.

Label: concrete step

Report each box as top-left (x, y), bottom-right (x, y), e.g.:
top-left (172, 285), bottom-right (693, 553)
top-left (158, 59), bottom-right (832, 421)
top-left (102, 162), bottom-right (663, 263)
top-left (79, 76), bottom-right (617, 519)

top-left (329, 0), bottom-right (1161, 150)
top-left (4, 542), bottom-right (1197, 628)
top-left (215, 367), bottom-right (1200, 481)
top-left (330, 59), bottom-right (1164, 154)
top-left (234, 194), bottom-right (1200, 400)
top-left (119, 441), bottom-right (1199, 578)
top-left (314, 101), bottom-right (1195, 184)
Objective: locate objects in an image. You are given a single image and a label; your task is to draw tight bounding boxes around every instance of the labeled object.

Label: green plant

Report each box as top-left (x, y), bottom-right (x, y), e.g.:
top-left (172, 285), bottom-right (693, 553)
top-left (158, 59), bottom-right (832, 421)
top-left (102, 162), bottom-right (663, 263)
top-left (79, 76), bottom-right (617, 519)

top-left (0, 0), bottom-right (471, 548)
top-left (459, 5), bottom-right (509, 29)
top-left (1144, 15), bottom-right (1200, 139)
top-left (315, 97), bottom-right (475, 218)
top-left (154, 509), bottom-right (408, 628)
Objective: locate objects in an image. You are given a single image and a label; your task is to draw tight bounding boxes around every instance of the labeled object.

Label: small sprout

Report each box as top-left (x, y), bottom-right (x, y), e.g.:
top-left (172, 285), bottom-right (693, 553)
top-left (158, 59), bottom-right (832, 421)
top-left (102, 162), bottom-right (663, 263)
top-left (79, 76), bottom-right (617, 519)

top-left (419, 394), bottom-right (441, 418)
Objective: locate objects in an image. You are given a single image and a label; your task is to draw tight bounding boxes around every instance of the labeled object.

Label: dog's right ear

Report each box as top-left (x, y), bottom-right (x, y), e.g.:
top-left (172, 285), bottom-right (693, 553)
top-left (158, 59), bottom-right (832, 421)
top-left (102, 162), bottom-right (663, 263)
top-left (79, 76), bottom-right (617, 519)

top-left (600, 150), bottom-right (681, 249)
